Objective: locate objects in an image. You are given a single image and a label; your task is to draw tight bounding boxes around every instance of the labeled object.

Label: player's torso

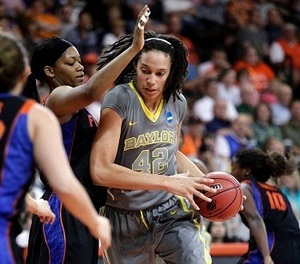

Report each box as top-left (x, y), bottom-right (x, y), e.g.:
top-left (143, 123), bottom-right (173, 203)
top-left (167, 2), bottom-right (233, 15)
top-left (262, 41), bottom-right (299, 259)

top-left (103, 83), bottom-right (186, 210)
top-left (249, 179), bottom-right (300, 234)
top-left (60, 108), bottom-right (106, 209)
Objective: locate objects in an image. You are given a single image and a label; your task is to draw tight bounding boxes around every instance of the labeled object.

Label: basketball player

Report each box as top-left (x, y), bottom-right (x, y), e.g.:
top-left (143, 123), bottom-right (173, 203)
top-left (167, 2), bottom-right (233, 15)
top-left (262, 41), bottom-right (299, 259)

top-left (25, 5), bottom-right (151, 264)
top-left (0, 32), bottom-right (111, 264)
top-left (231, 148), bottom-right (300, 264)
top-left (90, 32), bottom-right (218, 263)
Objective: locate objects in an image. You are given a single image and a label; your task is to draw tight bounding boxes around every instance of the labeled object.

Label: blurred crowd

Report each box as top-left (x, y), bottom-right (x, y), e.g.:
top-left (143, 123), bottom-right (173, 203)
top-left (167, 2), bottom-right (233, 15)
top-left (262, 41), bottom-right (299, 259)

top-left (2, 0), bottom-right (300, 250)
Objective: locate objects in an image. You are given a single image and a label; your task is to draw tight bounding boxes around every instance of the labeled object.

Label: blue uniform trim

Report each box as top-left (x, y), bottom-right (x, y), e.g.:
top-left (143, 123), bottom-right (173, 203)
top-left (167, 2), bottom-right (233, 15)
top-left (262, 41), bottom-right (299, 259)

top-left (43, 193), bottom-right (65, 264)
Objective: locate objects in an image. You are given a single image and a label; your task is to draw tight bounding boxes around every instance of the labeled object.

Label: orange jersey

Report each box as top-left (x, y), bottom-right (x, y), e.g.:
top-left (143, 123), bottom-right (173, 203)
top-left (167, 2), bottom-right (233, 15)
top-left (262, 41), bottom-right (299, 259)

top-left (277, 38), bottom-right (300, 69)
top-left (234, 60), bottom-right (275, 93)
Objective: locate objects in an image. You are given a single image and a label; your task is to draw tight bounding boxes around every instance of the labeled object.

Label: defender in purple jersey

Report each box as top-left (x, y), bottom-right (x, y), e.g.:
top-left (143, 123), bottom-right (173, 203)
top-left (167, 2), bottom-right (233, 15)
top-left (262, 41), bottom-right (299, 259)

top-left (0, 32), bottom-right (111, 264)
top-left (232, 148), bottom-right (300, 264)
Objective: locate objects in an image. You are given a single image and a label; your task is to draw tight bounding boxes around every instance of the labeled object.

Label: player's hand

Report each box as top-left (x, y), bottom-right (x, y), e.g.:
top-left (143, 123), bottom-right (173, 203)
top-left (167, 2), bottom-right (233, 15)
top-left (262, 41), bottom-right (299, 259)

top-left (89, 216), bottom-right (112, 251)
top-left (131, 5), bottom-right (150, 51)
top-left (239, 195), bottom-right (247, 211)
top-left (168, 171), bottom-right (216, 210)
top-left (35, 199), bottom-right (56, 224)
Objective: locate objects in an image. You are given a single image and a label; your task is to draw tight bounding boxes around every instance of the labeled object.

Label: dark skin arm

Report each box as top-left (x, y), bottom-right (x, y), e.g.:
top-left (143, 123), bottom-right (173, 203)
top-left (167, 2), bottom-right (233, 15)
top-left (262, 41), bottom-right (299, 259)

top-left (240, 184), bottom-right (274, 264)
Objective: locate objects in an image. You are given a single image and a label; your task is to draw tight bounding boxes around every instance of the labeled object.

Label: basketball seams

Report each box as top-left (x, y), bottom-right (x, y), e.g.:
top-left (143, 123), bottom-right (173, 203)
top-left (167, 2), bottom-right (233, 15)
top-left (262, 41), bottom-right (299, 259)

top-left (194, 172), bottom-right (243, 222)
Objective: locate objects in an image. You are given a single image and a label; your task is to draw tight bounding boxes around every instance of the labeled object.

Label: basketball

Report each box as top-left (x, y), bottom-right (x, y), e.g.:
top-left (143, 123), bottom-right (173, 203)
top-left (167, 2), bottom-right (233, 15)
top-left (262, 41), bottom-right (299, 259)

top-left (194, 171), bottom-right (244, 222)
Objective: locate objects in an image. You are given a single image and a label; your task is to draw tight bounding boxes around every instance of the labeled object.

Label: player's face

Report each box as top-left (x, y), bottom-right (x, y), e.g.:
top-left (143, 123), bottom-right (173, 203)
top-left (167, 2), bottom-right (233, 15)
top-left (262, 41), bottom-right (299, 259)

top-left (135, 50), bottom-right (171, 104)
top-left (52, 46), bottom-right (85, 87)
top-left (231, 161), bottom-right (247, 182)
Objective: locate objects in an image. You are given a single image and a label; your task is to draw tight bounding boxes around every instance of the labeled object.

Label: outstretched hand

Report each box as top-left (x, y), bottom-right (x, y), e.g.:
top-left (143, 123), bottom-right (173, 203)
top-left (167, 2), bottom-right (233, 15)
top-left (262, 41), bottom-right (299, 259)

top-left (168, 171), bottom-right (217, 210)
top-left (132, 5), bottom-right (151, 51)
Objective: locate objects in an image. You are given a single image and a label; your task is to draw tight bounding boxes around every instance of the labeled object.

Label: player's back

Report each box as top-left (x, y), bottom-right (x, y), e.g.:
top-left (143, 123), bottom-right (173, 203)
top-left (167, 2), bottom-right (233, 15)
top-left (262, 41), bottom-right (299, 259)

top-left (0, 94), bottom-right (36, 263)
top-left (244, 178), bottom-right (300, 263)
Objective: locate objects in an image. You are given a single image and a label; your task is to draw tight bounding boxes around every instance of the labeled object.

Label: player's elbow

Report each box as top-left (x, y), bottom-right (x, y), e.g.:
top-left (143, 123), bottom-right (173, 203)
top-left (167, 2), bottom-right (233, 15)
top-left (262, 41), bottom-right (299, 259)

top-left (90, 161), bottom-right (111, 187)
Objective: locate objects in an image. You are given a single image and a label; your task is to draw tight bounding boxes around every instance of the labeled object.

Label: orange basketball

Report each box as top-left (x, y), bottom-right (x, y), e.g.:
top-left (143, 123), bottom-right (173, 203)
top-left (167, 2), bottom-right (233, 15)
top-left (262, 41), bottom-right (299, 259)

top-left (194, 171), bottom-right (244, 222)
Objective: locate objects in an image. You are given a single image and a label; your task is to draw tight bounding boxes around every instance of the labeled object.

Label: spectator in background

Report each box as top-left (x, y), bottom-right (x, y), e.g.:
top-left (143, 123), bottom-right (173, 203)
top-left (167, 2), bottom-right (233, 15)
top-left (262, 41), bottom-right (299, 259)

top-left (280, 170), bottom-right (300, 225)
top-left (25, 0), bottom-right (61, 39)
top-left (254, 0), bottom-right (275, 26)
top-left (206, 221), bottom-right (244, 243)
top-left (270, 82), bottom-right (292, 125)
top-left (193, 76), bottom-right (238, 123)
top-left (205, 99), bottom-right (231, 134)
top-left (269, 23), bottom-right (300, 94)
top-left (0, 12), bottom-right (22, 38)
top-left (64, 10), bottom-right (99, 57)
top-left (234, 44), bottom-right (275, 94)
top-left (217, 67), bottom-right (241, 106)
top-left (263, 136), bottom-right (285, 154)
top-left (225, 0), bottom-right (254, 28)
top-left (125, 1), bottom-right (167, 34)
top-left (198, 46), bottom-right (231, 79)
top-left (166, 11), bottom-right (200, 95)
top-left (252, 102), bottom-right (282, 149)
top-left (180, 115), bottom-right (205, 159)
top-left (236, 82), bottom-right (260, 116)
top-left (214, 113), bottom-right (254, 172)
top-left (198, 133), bottom-right (218, 172)
top-left (281, 100), bottom-right (300, 161)
top-left (264, 7), bottom-right (284, 45)
top-left (236, 8), bottom-right (270, 60)
top-left (57, 3), bottom-right (76, 38)
top-left (101, 18), bottom-right (126, 48)
top-left (82, 52), bottom-right (98, 82)
top-left (260, 77), bottom-right (281, 105)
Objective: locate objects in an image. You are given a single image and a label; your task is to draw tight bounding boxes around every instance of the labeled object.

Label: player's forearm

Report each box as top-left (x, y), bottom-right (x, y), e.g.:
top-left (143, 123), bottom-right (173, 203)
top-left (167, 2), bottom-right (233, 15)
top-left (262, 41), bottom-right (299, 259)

top-left (25, 194), bottom-right (38, 214)
top-left (55, 180), bottom-right (100, 232)
top-left (248, 216), bottom-right (271, 258)
top-left (86, 47), bottom-right (140, 99)
top-left (91, 161), bottom-right (170, 191)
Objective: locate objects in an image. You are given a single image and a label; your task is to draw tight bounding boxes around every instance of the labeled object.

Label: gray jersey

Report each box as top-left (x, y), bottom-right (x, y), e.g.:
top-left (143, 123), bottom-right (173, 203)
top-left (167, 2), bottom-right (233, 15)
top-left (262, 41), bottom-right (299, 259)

top-left (101, 82), bottom-right (186, 210)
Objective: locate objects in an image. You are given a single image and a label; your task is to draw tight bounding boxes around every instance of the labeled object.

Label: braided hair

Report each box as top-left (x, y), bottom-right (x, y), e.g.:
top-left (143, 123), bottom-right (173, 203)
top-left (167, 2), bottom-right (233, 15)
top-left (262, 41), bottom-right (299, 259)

top-left (98, 31), bottom-right (188, 103)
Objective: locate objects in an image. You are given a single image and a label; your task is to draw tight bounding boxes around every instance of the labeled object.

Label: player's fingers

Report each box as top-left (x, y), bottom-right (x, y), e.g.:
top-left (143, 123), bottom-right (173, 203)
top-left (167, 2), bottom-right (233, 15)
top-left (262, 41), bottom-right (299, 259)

top-left (193, 190), bottom-right (212, 203)
top-left (49, 213), bottom-right (56, 224)
top-left (134, 5), bottom-right (150, 31)
top-left (137, 5), bottom-right (151, 30)
top-left (99, 238), bottom-right (111, 251)
top-left (98, 246), bottom-right (104, 257)
top-left (188, 196), bottom-right (200, 211)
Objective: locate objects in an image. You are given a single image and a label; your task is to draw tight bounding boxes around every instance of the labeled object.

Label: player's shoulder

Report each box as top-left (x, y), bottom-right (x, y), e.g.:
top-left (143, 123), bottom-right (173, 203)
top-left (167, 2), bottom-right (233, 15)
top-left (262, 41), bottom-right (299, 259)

top-left (107, 83), bottom-right (131, 97)
top-left (173, 93), bottom-right (187, 108)
top-left (178, 93), bottom-right (186, 103)
top-left (30, 102), bottom-right (59, 122)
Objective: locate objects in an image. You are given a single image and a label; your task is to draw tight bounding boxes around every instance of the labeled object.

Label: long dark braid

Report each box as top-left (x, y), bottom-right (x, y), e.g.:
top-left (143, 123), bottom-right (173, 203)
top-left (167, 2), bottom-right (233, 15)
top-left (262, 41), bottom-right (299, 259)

top-left (98, 31), bottom-right (188, 102)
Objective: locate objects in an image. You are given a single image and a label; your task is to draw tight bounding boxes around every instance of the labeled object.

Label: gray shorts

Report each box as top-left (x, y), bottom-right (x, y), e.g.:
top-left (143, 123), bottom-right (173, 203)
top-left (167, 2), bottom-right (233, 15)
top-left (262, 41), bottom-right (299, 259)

top-left (102, 196), bottom-right (212, 264)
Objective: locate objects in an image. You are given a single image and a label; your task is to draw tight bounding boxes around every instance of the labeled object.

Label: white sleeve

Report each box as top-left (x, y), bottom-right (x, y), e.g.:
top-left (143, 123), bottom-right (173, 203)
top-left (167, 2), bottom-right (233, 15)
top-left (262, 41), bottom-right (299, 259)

top-left (226, 102), bottom-right (238, 121)
top-left (214, 135), bottom-right (231, 172)
top-left (214, 135), bottom-right (230, 158)
top-left (269, 42), bottom-right (284, 64)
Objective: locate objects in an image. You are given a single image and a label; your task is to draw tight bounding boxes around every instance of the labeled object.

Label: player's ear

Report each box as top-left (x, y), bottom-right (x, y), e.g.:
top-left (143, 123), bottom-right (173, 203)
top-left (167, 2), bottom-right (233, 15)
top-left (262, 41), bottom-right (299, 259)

top-left (44, 66), bottom-right (55, 78)
top-left (244, 168), bottom-right (251, 177)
